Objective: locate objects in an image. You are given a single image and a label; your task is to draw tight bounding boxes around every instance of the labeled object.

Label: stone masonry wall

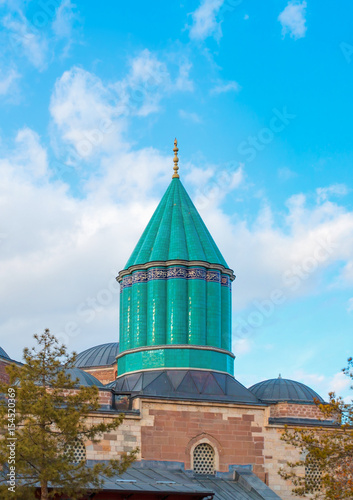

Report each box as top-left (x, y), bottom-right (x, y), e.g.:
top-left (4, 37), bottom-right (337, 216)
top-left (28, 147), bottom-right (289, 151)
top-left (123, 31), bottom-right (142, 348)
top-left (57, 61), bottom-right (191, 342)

top-left (263, 424), bottom-right (303, 499)
top-left (270, 402), bottom-right (324, 419)
top-left (136, 399), bottom-right (308, 500)
top-left (79, 398), bottom-right (329, 499)
top-left (85, 412), bottom-right (142, 460)
top-left (81, 365), bottom-right (117, 385)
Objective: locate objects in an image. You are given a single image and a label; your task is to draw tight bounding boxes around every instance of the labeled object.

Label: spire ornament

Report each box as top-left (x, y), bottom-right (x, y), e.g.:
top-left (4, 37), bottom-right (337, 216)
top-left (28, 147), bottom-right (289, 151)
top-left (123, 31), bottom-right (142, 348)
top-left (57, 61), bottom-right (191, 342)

top-left (172, 138), bottom-right (179, 178)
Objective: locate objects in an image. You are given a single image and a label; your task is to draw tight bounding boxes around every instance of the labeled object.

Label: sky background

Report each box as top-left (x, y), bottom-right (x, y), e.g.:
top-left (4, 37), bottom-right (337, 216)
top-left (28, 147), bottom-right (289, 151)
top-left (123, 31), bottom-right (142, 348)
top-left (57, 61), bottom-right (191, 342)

top-left (0, 0), bottom-right (352, 400)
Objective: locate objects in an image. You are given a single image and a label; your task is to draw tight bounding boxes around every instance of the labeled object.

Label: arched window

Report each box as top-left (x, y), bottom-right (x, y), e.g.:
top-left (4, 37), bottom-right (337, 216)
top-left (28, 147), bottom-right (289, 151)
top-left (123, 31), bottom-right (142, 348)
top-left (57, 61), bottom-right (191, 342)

top-left (65, 438), bottom-right (86, 463)
top-left (193, 443), bottom-right (215, 475)
top-left (305, 454), bottom-right (321, 492)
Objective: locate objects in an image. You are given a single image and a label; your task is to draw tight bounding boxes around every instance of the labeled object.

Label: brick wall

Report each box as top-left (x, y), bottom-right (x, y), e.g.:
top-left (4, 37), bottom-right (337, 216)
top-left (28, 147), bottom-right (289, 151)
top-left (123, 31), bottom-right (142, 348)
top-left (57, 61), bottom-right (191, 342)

top-left (270, 402), bottom-right (324, 419)
top-left (81, 365), bottom-right (116, 385)
top-left (98, 389), bottom-right (113, 406)
top-left (56, 396), bottom-right (325, 499)
top-left (54, 388), bottom-right (113, 407)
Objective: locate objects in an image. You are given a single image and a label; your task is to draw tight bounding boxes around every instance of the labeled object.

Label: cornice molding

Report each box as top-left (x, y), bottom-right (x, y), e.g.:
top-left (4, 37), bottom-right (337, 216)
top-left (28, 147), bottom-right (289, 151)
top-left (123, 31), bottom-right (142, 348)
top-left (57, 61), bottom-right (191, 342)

top-left (116, 344), bottom-right (235, 360)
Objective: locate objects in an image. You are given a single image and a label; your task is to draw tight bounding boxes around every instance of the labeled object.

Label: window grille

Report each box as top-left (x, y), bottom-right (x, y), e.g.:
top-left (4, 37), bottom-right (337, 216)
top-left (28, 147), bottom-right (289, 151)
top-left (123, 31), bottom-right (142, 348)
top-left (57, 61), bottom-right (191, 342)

top-left (305, 455), bottom-right (321, 491)
top-left (193, 443), bottom-right (215, 475)
top-left (65, 439), bottom-right (86, 463)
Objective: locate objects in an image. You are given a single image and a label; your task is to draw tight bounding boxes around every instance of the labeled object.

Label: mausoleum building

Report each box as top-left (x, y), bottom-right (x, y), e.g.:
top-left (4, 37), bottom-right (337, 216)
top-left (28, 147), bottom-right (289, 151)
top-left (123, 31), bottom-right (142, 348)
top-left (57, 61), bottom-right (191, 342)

top-left (0, 141), bottom-right (332, 499)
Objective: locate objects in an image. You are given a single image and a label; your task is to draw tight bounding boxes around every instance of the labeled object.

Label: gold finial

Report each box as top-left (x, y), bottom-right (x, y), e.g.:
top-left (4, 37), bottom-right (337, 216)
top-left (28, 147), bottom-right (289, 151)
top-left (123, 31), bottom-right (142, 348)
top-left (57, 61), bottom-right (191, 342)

top-left (172, 138), bottom-right (179, 178)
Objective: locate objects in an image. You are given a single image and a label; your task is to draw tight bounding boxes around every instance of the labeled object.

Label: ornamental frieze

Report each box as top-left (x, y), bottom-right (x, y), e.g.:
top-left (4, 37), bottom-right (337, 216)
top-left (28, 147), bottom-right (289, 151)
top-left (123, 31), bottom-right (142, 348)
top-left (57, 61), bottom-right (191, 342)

top-left (120, 267), bottom-right (230, 291)
top-left (221, 275), bottom-right (230, 287)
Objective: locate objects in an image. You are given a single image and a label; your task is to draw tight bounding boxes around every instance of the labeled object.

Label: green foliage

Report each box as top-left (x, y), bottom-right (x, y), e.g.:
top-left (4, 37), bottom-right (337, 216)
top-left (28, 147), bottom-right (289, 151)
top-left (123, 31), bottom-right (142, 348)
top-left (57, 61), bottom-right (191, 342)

top-left (279, 358), bottom-right (353, 499)
top-left (0, 330), bottom-right (138, 499)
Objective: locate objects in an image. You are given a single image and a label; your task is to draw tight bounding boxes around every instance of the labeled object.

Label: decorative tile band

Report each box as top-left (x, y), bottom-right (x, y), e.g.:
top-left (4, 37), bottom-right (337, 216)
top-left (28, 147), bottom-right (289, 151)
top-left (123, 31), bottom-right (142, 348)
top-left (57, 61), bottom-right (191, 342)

top-left (120, 267), bottom-right (230, 291)
top-left (221, 276), bottom-right (230, 287)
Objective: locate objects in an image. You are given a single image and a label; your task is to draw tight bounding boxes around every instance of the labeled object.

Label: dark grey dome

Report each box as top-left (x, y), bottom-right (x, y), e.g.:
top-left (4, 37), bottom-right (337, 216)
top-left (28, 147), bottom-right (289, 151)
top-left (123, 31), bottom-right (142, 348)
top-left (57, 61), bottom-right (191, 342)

top-left (113, 369), bottom-right (260, 404)
top-left (65, 368), bottom-right (104, 387)
top-left (0, 347), bottom-right (10, 360)
top-left (75, 342), bottom-right (119, 368)
top-left (249, 377), bottom-right (324, 404)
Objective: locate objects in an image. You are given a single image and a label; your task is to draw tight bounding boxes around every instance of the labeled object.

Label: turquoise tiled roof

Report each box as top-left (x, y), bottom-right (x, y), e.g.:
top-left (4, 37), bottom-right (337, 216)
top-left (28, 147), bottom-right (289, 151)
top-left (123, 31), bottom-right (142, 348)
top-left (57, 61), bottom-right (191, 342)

top-left (125, 178), bottom-right (228, 268)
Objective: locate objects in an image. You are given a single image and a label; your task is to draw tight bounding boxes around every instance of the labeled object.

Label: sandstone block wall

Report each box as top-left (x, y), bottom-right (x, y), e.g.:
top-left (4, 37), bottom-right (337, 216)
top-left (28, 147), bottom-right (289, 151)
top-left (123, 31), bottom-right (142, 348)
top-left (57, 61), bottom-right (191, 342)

top-left (270, 402), bottom-right (324, 419)
top-left (81, 365), bottom-right (117, 385)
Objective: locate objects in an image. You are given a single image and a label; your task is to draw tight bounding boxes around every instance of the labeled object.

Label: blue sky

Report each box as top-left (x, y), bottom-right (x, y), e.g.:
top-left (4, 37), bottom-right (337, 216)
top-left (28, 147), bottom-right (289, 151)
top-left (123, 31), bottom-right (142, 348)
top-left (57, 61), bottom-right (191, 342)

top-left (0, 0), bottom-right (352, 399)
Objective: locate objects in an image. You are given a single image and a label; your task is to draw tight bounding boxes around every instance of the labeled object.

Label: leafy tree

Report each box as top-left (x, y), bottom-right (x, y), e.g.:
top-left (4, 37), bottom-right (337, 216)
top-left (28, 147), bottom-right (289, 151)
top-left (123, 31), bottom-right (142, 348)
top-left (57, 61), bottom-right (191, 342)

top-left (279, 358), bottom-right (353, 499)
top-left (0, 330), bottom-right (137, 499)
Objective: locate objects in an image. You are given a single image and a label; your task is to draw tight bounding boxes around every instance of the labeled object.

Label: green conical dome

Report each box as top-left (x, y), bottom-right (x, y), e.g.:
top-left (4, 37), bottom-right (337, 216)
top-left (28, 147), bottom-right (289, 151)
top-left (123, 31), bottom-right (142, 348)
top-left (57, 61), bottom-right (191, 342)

top-left (125, 178), bottom-right (228, 269)
top-left (117, 158), bottom-right (235, 379)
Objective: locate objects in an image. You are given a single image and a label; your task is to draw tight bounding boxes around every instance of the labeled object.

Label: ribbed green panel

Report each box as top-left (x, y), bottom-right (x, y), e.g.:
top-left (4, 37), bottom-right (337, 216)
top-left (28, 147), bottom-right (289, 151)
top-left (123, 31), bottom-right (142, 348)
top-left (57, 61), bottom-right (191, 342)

top-left (165, 183), bottom-right (188, 260)
top-left (221, 280), bottom-right (231, 352)
top-left (147, 274), bottom-right (166, 345)
top-left (119, 291), bottom-right (124, 352)
top-left (188, 274), bottom-right (206, 345)
top-left (122, 286), bottom-right (132, 351)
top-left (166, 276), bottom-right (188, 344)
top-left (131, 279), bottom-right (147, 348)
top-left (117, 347), bottom-right (234, 376)
top-left (206, 281), bottom-right (221, 347)
top-left (125, 178), bottom-right (229, 268)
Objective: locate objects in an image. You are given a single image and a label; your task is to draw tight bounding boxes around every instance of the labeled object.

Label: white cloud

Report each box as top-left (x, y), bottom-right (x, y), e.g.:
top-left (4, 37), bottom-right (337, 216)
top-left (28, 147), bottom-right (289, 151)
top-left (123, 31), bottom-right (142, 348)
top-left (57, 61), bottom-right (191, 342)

top-left (117, 49), bottom-right (170, 117)
top-left (52, 0), bottom-right (79, 58)
top-left (113, 50), bottom-right (193, 117)
top-left (0, 124), bottom-right (171, 359)
top-left (50, 66), bottom-right (124, 159)
top-left (174, 61), bottom-right (194, 92)
top-left (293, 370), bottom-right (325, 387)
top-left (191, 185), bottom-right (353, 311)
top-left (184, 165), bottom-right (215, 186)
top-left (0, 67), bottom-right (20, 95)
top-left (341, 261), bottom-right (353, 284)
top-left (328, 371), bottom-right (351, 395)
top-left (347, 298), bottom-right (353, 313)
top-left (278, 166), bottom-right (297, 181)
top-left (49, 64), bottom-right (174, 198)
top-left (233, 337), bottom-right (252, 355)
top-left (316, 184), bottom-right (348, 203)
top-left (49, 56), bottom-right (193, 165)
top-left (52, 0), bottom-right (77, 39)
top-left (14, 128), bottom-right (48, 178)
top-left (1, 1), bottom-right (80, 71)
top-left (187, 163), bottom-right (244, 209)
top-left (290, 370), bottom-right (352, 401)
top-left (278, 1), bottom-right (307, 40)
top-left (3, 11), bottom-right (48, 70)
top-left (189, 0), bottom-right (224, 41)
top-left (210, 80), bottom-right (241, 95)
top-left (179, 109), bottom-right (202, 123)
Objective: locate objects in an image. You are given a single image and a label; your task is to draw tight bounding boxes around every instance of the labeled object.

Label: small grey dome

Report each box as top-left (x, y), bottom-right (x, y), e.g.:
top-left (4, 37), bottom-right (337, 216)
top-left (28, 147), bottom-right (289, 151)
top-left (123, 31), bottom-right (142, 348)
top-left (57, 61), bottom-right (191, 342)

top-left (249, 377), bottom-right (324, 404)
top-left (65, 368), bottom-right (104, 387)
top-left (75, 342), bottom-right (119, 368)
top-left (0, 347), bottom-right (10, 360)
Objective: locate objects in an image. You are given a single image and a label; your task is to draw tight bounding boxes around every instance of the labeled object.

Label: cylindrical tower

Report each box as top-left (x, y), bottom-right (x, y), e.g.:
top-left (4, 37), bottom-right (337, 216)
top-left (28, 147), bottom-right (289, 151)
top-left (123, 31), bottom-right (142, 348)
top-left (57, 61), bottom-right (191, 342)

top-left (116, 140), bottom-right (235, 378)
